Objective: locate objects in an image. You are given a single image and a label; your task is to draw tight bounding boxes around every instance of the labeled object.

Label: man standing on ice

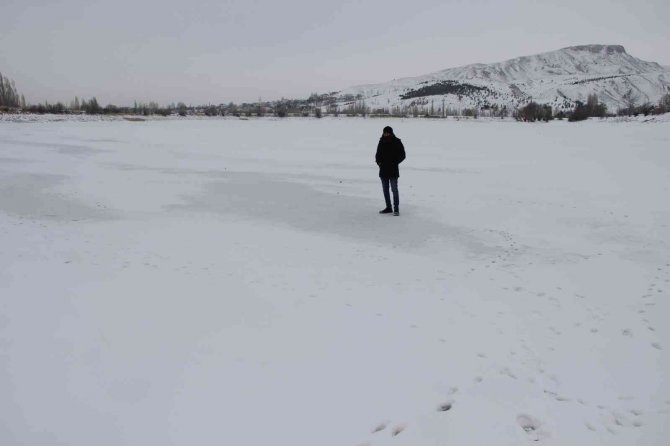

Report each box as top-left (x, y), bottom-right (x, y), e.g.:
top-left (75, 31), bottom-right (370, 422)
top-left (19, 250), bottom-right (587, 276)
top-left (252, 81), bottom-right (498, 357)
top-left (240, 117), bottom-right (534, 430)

top-left (376, 126), bottom-right (406, 216)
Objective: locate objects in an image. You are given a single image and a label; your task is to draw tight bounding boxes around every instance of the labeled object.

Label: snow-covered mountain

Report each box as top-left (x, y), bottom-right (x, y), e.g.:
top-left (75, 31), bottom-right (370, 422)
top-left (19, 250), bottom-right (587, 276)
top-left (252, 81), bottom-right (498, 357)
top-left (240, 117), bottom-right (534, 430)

top-left (335, 45), bottom-right (670, 114)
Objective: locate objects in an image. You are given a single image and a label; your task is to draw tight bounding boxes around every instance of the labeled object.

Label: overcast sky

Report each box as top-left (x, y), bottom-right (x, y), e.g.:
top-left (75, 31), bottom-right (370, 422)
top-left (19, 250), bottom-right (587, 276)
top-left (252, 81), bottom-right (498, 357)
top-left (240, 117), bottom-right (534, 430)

top-left (1, 0), bottom-right (668, 106)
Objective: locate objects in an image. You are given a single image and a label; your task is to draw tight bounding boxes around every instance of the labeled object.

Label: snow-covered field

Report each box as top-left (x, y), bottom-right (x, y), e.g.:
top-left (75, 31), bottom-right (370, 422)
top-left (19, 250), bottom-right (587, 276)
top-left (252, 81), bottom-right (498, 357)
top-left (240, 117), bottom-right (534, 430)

top-left (1, 117), bottom-right (669, 446)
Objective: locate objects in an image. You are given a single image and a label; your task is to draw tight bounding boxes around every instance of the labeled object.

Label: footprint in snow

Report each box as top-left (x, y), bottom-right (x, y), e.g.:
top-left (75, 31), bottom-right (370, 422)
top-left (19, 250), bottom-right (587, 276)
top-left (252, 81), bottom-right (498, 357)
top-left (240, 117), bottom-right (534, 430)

top-left (517, 414), bottom-right (546, 441)
top-left (437, 401), bottom-right (453, 412)
top-left (611, 411), bottom-right (630, 427)
top-left (371, 423), bottom-right (387, 433)
top-left (391, 425), bottom-right (406, 436)
top-left (500, 367), bottom-right (517, 379)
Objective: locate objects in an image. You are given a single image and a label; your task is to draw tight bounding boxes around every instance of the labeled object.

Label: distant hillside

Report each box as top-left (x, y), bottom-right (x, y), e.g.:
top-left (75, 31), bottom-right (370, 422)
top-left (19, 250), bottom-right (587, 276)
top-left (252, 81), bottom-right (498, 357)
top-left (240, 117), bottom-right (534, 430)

top-left (333, 45), bottom-right (670, 114)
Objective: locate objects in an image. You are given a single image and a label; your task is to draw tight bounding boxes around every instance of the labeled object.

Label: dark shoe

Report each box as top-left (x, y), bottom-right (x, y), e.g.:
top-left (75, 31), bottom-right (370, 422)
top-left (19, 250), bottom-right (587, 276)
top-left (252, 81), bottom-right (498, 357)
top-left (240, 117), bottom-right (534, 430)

top-left (393, 209), bottom-right (399, 216)
top-left (379, 207), bottom-right (392, 214)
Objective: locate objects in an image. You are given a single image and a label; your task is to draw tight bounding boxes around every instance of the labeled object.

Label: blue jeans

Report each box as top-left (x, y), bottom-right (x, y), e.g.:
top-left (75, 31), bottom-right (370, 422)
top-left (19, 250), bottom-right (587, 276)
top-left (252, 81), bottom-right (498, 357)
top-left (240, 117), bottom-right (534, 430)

top-left (381, 177), bottom-right (399, 209)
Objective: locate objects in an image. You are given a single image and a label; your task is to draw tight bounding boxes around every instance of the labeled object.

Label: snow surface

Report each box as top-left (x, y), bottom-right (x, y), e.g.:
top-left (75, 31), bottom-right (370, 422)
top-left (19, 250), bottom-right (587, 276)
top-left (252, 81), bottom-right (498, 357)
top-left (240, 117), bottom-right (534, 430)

top-left (1, 117), bottom-right (669, 446)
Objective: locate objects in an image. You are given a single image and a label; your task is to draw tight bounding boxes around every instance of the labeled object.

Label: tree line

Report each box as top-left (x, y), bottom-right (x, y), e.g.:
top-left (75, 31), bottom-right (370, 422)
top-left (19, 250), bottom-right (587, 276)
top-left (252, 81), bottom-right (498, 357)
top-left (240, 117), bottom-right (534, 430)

top-left (514, 91), bottom-right (670, 122)
top-left (1, 71), bottom-right (668, 120)
top-left (514, 94), bottom-right (607, 122)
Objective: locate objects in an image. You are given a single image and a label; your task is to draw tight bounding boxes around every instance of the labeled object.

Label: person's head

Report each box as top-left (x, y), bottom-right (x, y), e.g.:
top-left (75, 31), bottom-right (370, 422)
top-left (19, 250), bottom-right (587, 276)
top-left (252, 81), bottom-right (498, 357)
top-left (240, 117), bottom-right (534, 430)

top-left (383, 126), bottom-right (393, 137)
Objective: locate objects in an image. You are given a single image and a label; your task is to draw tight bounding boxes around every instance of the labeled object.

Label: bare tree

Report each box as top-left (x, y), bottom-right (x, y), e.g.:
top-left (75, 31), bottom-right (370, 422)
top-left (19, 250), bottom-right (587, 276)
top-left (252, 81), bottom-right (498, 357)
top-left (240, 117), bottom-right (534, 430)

top-left (586, 93), bottom-right (607, 117)
top-left (177, 102), bottom-right (188, 116)
top-left (0, 72), bottom-right (21, 107)
top-left (659, 93), bottom-right (670, 112)
top-left (0, 73), bottom-right (5, 106)
top-left (621, 89), bottom-right (639, 115)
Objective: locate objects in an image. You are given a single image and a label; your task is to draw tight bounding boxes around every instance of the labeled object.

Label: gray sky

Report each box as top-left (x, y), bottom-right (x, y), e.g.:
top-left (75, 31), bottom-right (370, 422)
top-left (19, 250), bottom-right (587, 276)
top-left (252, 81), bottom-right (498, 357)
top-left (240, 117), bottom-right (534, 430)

top-left (1, 0), bottom-right (668, 106)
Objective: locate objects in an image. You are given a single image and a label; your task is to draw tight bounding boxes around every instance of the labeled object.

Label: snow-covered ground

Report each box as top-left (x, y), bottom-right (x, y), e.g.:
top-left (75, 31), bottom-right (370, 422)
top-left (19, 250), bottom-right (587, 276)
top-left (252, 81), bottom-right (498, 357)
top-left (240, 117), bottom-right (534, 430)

top-left (1, 117), bottom-right (668, 446)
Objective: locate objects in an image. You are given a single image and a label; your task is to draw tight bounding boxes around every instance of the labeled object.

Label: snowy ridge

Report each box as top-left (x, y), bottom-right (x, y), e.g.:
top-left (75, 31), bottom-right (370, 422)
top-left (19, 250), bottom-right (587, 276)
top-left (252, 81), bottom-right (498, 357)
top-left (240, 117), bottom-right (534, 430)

top-left (336, 45), bottom-right (670, 113)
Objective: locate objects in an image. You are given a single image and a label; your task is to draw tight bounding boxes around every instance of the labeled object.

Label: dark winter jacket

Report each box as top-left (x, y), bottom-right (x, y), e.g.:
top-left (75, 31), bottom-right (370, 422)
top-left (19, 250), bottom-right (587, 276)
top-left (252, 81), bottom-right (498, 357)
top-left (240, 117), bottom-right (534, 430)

top-left (375, 135), bottom-right (406, 178)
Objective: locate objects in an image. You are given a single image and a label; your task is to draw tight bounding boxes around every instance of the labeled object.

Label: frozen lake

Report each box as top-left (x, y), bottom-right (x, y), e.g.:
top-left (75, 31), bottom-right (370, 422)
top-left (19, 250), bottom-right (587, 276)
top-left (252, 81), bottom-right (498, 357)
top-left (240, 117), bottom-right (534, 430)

top-left (1, 117), bottom-right (669, 445)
